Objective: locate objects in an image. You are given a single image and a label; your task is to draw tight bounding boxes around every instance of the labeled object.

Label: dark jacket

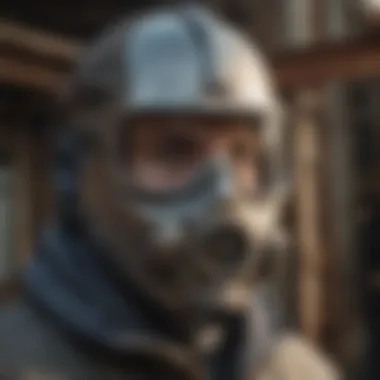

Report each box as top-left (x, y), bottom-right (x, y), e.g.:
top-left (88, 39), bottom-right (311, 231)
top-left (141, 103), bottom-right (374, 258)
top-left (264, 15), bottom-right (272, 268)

top-left (0, 224), bottom-right (280, 380)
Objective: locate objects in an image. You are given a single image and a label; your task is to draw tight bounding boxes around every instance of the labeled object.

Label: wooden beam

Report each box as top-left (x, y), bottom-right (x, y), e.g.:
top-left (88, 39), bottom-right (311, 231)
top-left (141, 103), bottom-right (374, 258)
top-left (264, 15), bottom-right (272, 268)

top-left (273, 37), bottom-right (380, 88)
top-left (0, 19), bottom-right (81, 63)
top-left (2, 20), bottom-right (380, 92)
top-left (0, 56), bottom-right (68, 94)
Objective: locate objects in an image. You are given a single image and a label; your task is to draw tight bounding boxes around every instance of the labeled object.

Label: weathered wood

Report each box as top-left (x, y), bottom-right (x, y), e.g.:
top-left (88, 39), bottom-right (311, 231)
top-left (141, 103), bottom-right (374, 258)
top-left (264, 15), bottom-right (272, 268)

top-left (0, 19), bottom-right (81, 62)
top-left (3, 20), bottom-right (380, 93)
top-left (0, 124), bottom-right (35, 304)
top-left (12, 126), bottom-right (37, 270)
top-left (0, 56), bottom-right (68, 94)
top-left (322, 85), bottom-right (364, 378)
top-left (318, 5), bottom-right (365, 377)
top-left (0, 35), bottom-right (378, 91)
top-left (33, 129), bottom-right (55, 234)
top-left (284, 0), bottom-right (328, 346)
top-left (272, 37), bottom-right (380, 88)
top-left (291, 92), bottom-right (325, 344)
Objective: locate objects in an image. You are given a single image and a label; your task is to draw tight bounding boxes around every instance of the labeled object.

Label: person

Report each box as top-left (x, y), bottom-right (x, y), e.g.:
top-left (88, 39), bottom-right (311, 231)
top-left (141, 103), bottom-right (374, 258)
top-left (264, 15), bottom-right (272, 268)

top-left (0, 4), bottom-right (339, 380)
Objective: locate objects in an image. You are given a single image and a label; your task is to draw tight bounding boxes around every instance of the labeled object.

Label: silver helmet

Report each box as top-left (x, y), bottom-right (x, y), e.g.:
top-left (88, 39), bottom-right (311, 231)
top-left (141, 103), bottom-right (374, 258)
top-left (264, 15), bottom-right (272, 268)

top-left (70, 4), bottom-right (284, 180)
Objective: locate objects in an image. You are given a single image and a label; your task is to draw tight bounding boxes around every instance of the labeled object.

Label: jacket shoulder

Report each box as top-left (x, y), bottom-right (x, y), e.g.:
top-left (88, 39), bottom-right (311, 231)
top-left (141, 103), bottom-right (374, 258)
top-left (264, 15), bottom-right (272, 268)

top-left (255, 334), bottom-right (341, 380)
top-left (0, 300), bottom-right (96, 379)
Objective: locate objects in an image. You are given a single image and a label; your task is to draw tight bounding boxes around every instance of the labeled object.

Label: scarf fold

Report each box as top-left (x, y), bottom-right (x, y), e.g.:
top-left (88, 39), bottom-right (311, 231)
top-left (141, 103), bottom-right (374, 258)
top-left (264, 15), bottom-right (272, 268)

top-left (26, 225), bottom-right (152, 348)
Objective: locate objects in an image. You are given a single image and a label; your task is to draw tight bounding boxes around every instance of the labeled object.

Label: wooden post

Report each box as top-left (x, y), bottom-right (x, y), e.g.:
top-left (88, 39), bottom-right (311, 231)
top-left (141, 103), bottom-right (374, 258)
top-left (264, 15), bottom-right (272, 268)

top-left (12, 125), bottom-right (37, 270)
top-left (321, 2), bottom-right (364, 376)
top-left (284, 0), bottom-right (329, 344)
top-left (322, 84), bottom-right (363, 378)
top-left (292, 93), bottom-right (326, 343)
top-left (32, 126), bottom-right (55, 237)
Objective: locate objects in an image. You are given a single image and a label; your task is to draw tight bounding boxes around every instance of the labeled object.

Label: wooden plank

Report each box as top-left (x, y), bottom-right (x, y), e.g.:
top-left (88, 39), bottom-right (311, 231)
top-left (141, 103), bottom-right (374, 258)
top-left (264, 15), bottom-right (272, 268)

top-left (2, 34), bottom-right (380, 94)
top-left (318, 7), bottom-right (364, 375)
top-left (284, 0), bottom-right (328, 345)
top-left (291, 92), bottom-right (325, 343)
top-left (273, 37), bottom-right (380, 88)
top-left (12, 126), bottom-right (37, 270)
top-left (322, 85), bottom-right (363, 378)
top-left (0, 19), bottom-right (81, 63)
top-left (2, 18), bottom-right (380, 92)
top-left (34, 129), bottom-right (55, 234)
top-left (0, 56), bottom-right (68, 94)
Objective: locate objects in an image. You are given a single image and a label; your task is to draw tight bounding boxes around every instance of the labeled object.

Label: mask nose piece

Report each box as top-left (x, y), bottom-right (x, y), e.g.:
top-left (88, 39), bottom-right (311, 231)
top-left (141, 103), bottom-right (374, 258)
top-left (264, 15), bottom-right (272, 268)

top-left (212, 154), bottom-right (237, 203)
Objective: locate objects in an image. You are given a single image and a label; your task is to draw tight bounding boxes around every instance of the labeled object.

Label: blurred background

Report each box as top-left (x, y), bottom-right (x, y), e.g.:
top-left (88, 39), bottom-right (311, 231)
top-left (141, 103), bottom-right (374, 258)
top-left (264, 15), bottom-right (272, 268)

top-left (1, 0), bottom-right (380, 378)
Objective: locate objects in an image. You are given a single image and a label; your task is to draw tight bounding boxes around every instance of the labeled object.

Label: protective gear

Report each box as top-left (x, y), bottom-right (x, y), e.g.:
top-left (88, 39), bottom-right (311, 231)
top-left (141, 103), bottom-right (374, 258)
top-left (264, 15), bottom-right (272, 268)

top-left (71, 4), bottom-right (284, 183)
top-left (51, 3), bottom-right (288, 376)
top-left (60, 4), bottom-right (287, 320)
